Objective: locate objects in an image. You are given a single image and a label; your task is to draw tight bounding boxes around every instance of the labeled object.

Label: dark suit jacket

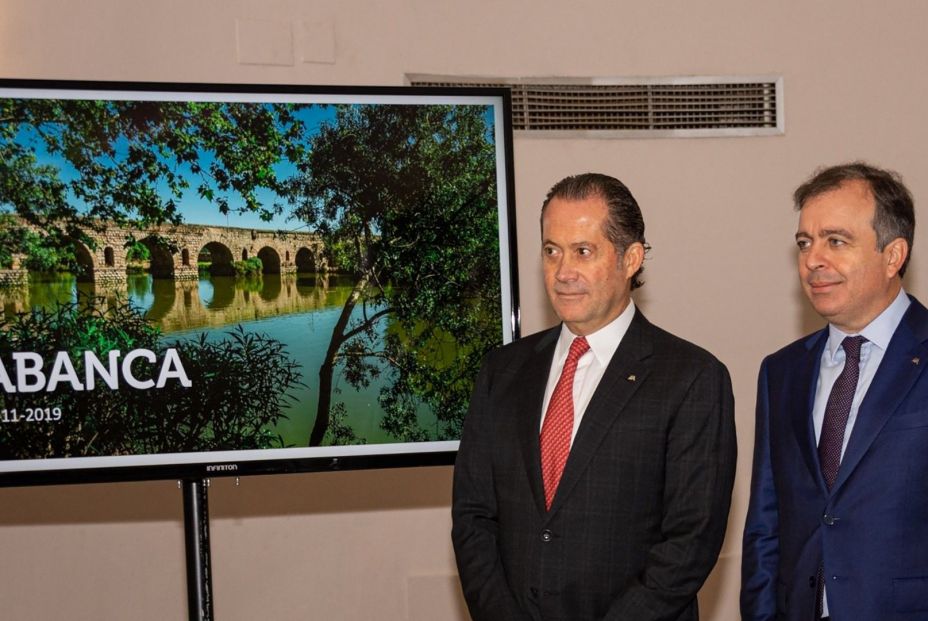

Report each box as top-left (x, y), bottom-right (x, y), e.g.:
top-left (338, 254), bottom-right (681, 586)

top-left (452, 310), bottom-right (736, 621)
top-left (741, 295), bottom-right (928, 620)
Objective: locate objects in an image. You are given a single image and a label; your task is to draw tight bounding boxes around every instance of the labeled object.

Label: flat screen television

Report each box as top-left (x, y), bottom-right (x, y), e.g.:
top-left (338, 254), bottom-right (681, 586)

top-left (0, 79), bottom-right (518, 486)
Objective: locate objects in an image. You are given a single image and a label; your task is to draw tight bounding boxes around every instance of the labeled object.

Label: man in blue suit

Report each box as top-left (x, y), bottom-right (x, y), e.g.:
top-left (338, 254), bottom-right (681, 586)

top-left (741, 162), bottom-right (928, 620)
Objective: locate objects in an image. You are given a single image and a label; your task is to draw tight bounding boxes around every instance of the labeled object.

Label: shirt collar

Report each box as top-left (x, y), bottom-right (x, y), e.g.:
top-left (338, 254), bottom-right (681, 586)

top-left (826, 288), bottom-right (910, 359)
top-left (557, 299), bottom-right (636, 366)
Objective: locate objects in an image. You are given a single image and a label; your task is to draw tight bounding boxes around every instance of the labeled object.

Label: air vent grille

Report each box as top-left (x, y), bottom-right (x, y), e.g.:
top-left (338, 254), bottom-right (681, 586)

top-left (409, 76), bottom-right (784, 137)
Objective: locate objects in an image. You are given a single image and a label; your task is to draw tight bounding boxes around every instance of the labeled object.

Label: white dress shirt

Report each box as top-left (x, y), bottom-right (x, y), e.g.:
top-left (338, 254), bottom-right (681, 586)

top-left (812, 288), bottom-right (910, 457)
top-left (539, 300), bottom-right (636, 444)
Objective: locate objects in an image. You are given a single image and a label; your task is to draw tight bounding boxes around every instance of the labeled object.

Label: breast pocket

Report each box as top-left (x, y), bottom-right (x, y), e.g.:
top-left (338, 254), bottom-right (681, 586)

top-left (894, 577), bottom-right (928, 613)
top-left (882, 410), bottom-right (928, 432)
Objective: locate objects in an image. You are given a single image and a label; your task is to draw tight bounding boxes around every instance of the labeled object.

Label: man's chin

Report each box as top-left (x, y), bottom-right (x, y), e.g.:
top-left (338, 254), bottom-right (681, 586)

top-left (552, 302), bottom-right (587, 321)
top-left (808, 299), bottom-right (843, 323)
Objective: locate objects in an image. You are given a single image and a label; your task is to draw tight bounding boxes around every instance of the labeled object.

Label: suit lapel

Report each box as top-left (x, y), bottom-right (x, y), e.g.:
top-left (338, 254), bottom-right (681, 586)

top-left (546, 310), bottom-right (652, 517)
top-left (833, 298), bottom-right (928, 493)
top-left (791, 330), bottom-right (828, 490)
top-left (516, 327), bottom-right (559, 516)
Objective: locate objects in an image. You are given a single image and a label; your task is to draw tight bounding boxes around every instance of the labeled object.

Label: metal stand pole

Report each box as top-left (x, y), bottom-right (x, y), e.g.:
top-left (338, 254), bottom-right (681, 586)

top-left (182, 479), bottom-right (213, 621)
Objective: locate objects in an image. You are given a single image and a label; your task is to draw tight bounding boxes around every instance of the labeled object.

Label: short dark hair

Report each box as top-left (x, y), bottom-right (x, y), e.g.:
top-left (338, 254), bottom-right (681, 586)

top-left (541, 173), bottom-right (650, 289)
top-left (794, 162), bottom-right (915, 277)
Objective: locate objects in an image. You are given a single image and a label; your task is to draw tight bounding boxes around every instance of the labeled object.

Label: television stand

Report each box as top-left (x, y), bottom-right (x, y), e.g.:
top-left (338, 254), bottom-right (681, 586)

top-left (182, 479), bottom-right (213, 621)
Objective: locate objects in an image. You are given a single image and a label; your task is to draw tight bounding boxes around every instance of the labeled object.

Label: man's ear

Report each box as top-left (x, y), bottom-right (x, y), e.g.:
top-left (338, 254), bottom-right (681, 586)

top-left (622, 242), bottom-right (645, 278)
top-left (884, 237), bottom-right (909, 278)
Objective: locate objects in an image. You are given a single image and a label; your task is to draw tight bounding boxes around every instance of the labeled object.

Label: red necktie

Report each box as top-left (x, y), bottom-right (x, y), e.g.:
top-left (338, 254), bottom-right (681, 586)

top-left (540, 336), bottom-right (590, 510)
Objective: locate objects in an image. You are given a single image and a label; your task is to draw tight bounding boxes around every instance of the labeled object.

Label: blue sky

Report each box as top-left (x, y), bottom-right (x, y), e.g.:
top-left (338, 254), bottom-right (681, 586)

top-left (5, 99), bottom-right (497, 232)
top-left (12, 103), bottom-right (335, 231)
top-left (172, 104), bottom-right (335, 231)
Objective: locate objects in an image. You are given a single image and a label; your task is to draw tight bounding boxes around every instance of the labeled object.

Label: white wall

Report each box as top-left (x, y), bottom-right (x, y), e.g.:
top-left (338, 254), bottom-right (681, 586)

top-left (2, 1), bottom-right (927, 619)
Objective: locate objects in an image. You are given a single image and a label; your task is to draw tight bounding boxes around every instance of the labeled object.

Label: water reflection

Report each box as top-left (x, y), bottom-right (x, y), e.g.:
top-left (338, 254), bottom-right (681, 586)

top-left (2, 272), bottom-right (355, 334)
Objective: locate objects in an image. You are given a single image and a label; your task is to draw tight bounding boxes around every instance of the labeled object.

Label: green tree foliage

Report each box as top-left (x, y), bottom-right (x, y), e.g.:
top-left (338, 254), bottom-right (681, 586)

top-left (124, 239), bottom-right (151, 273)
top-left (0, 298), bottom-right (301, 458)
top-left (290, 105), bottom-right (502, 445)
top-left (144, 327), bottom-right (301, 452)
top-left (233, 257), bottom-right (263, 277)
top-left (0, 214), bottom-right (18, 268)
top-left (0, 99), bottom-right (304, 260)
top-left (125, 240), bottom-right (151, 262)
top-left (0, 214), bottom-right (75, 270)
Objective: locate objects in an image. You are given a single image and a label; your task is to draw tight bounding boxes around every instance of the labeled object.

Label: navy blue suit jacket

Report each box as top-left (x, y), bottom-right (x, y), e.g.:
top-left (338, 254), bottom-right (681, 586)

top-left (742, 295), bottom-right (928, 620)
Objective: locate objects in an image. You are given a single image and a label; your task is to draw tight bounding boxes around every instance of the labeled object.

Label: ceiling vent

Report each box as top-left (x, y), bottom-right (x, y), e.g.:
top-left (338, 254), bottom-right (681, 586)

top-left (408, 75), bottom-right (784, 138)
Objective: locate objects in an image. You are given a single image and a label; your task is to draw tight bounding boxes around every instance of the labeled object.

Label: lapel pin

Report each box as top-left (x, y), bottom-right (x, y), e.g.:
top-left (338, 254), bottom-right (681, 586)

top-left (913, 357), bottom-right (921, 366)
top-left (627, 374), bottom-right (636, 382)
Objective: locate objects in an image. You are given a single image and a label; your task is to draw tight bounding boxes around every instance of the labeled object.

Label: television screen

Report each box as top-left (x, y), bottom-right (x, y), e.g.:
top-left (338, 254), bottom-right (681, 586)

top-left (0, 79), bottom-right (518, 486)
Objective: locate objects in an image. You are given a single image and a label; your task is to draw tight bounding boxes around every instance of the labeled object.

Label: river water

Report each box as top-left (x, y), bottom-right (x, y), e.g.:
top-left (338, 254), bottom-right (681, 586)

top-left (1, 272), bottom-right (418, 446)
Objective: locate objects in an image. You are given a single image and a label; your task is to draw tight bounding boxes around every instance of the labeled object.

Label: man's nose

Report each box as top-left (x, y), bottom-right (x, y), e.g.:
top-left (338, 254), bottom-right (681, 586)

top-left (804, 243), bottom-right (826, 271)
top-left (555, 255), bottom-right (578, 281)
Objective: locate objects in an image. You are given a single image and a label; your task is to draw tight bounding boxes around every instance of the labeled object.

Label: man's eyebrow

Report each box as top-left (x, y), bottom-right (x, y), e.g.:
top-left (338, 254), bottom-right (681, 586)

top-left (819, 227), bottom-right (854, 238)
top-left (542, 239), bottom-right (596, 247)
top-left (794, 228), bottom-right (854, 241)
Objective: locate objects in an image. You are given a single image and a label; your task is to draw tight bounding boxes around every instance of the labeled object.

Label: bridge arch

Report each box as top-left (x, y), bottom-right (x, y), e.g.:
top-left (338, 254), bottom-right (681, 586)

top-left (73, 242), bottom-right (95, 282)
top-left (257, 246), bottom-right (281, 274)
top-left (141, 236), bottom-right (175, 278)
top-left (295, 246), bottom-right (320, 272)
top-left (199, 241), bottom-right (235, 276)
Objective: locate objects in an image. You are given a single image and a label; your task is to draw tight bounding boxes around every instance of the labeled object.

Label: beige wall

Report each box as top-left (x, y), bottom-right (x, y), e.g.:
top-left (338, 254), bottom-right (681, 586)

top-left (2, 1), bottom-right (928, 619)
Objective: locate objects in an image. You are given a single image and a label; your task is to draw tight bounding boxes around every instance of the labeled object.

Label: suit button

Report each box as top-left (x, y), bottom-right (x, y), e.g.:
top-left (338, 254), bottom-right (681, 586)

top-left (809, 576), bottom-right (816, 588)
top-left (541, 529), bottom-right (553, 542)
top-left (530, 587), bottom-right (538, 597)
top-left (823, 514), bottom-right (837, 526)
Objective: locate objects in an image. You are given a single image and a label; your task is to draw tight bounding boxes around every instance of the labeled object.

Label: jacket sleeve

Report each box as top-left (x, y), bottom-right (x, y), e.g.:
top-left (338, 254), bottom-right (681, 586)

top-left (451, 354), bottom-right (534, 621)
top-left (740, 357), bottom-right (780, 620)
top-left (603, 358), bottom-right (738, 621)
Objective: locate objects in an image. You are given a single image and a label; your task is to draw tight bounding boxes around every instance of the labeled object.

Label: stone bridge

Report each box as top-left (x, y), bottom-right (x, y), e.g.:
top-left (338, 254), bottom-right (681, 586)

top-left (1, 220), bottom-right (326, 286)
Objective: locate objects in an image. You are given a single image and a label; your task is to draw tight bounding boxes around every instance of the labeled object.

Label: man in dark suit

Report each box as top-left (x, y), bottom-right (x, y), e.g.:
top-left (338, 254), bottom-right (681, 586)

top-left (452, 173), bottom-right (736, 621)
top-left (742, 162), bottom-right (928, 620)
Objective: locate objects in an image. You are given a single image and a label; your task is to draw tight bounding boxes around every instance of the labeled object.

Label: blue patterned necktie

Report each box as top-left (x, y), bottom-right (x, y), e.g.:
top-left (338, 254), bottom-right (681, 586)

top-left (816, 334), bottom-right (866, 618)
top-left (818, 335), bottom-right (866, 488)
